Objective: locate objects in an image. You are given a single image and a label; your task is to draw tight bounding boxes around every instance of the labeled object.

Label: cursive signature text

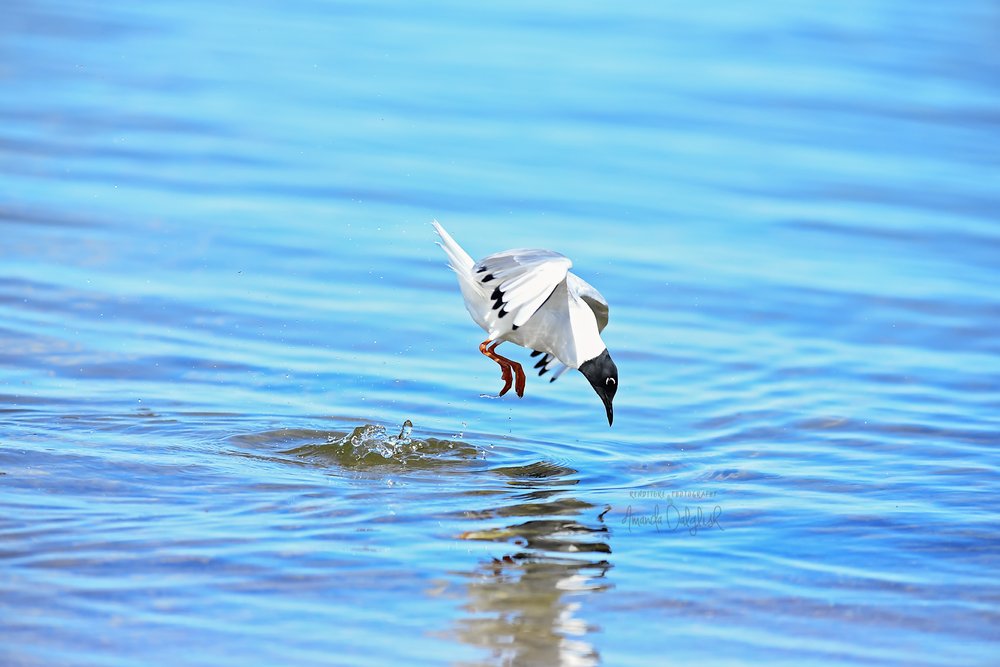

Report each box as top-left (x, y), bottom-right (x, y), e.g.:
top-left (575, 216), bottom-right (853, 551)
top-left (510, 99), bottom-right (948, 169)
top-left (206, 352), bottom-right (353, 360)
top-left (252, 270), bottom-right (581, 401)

top-left (621, 501), bottom-right (724, 536)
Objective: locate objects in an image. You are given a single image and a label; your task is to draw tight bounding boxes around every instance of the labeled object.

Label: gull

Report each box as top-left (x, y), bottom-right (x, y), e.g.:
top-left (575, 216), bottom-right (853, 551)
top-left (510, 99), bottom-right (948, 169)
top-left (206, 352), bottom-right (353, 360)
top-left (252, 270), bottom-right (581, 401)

top-left (432, 220), bottom-right (618, 426)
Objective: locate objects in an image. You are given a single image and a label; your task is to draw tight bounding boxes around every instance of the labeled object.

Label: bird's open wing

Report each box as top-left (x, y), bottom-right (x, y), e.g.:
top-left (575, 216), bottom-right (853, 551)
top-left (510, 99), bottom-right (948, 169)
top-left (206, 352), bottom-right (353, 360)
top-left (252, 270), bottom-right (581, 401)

top-left (566, 272), bottom-right (609, 333)
top-left (474, 249), bottom-right (572, 328)
top-left (529, 350), bottom-right (571, 382)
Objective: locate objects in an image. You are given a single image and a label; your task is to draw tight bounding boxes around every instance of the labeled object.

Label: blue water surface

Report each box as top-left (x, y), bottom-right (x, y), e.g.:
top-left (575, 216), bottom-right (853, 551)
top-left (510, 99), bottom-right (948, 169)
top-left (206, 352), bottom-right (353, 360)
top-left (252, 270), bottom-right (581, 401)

top-left (2, 1), bottom-right (999, 665)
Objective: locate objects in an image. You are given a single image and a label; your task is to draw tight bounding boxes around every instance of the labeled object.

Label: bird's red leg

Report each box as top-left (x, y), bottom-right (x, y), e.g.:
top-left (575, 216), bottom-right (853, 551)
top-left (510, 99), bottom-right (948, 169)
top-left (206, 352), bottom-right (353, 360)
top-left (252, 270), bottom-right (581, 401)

top-left (485, 341), bottom-right (526, 399)
top-left (480, 340), bottom-right (514, 396)
top-left (491, 342), bottom-right (526, 398)
top-left (512, 360), bottom-right (526, 398)
top-left (487, 342), bottom-right (517, 397)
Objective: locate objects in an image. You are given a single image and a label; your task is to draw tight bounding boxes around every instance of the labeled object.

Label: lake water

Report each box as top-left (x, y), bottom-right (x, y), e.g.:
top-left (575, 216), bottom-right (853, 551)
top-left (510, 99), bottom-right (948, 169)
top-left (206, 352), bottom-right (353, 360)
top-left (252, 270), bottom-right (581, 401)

top-left (2, 1), bottom-right (999, 665)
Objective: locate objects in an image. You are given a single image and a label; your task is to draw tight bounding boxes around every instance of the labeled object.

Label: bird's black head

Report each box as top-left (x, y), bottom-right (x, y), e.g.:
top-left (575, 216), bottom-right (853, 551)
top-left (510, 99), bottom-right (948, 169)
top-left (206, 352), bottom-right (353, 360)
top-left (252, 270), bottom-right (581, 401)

top-left (579, 349), bottom-right (618, 426)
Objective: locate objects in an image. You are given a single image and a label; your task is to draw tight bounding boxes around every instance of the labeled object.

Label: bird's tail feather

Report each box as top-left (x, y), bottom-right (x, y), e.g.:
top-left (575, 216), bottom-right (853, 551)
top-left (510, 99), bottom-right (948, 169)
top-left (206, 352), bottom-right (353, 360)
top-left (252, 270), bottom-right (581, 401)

top-left (432, 220), bottom-right (474, 273)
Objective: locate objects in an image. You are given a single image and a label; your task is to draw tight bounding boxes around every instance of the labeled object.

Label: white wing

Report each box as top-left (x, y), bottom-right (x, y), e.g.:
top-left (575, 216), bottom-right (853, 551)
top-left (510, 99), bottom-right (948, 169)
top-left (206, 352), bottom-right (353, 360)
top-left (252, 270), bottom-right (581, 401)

top-left (529, 350), bottom-right (571, 382)
top-left (474, 249), bottom-right (572, 329)
top-left (566, 272), bottom-right (609, 333)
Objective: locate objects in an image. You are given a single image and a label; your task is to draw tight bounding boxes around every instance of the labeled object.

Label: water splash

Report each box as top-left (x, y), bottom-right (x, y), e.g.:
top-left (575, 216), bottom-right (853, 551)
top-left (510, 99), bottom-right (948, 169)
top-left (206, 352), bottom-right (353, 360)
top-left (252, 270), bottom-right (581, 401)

top-left (274, 421), bottom-right (486, 469)
top-left (326, 419), bottom-right (419, 460)
top-left (396, 419), bottom-right (413, 443)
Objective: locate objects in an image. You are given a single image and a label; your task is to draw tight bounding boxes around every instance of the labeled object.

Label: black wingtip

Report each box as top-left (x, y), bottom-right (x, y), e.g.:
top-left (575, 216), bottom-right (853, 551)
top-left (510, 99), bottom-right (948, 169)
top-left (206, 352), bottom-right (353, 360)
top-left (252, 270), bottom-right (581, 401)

top-left (481, 273), bottom-right (494, 283)
top-left (530, 350), bottom-right (542, 358)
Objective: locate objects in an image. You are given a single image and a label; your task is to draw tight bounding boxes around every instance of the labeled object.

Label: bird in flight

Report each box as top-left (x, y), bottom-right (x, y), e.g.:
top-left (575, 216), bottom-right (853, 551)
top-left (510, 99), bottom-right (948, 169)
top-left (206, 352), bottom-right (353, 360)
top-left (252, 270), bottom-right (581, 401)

top-left (433, 221), bottom-right (618, 426)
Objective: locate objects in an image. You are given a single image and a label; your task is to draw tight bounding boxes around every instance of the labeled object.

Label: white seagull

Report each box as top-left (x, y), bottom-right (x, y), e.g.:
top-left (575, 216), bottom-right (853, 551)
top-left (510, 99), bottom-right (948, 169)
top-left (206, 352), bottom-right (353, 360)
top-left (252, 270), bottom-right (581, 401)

top-left (432, 220), bottom-right (618, 426)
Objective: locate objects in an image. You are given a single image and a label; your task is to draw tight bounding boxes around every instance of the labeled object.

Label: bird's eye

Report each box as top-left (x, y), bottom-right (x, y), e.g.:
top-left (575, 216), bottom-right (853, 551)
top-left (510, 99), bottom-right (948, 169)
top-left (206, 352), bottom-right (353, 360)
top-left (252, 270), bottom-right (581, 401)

top-left (606, 377), bottom-right (616, 386)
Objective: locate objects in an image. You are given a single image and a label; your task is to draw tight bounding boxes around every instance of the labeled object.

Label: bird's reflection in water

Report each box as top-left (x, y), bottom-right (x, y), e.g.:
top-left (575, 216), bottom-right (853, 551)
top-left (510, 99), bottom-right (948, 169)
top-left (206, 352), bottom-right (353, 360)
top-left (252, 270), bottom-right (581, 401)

top-left (450, 461), bottom-right (613, 667)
